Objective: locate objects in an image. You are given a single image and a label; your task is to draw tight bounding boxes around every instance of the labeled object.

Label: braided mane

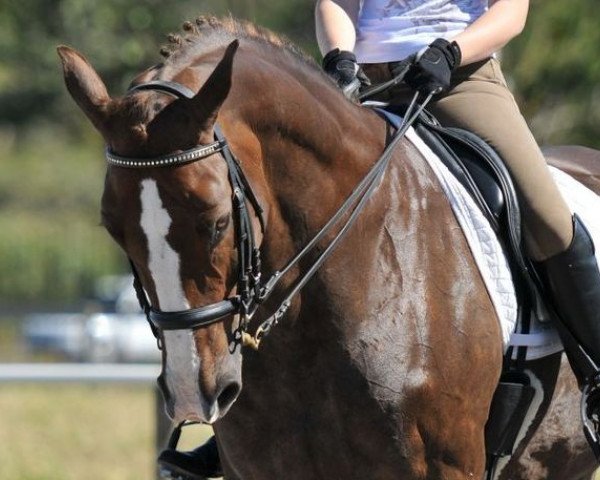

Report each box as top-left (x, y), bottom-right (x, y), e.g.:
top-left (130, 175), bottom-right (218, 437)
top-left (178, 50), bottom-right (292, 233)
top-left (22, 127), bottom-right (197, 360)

top-left (159, 15), bottom-right (318, 70)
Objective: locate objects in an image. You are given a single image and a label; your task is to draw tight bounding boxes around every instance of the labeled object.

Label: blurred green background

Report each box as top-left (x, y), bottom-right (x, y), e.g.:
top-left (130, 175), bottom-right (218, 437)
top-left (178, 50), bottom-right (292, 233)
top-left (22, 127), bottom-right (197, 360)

top-left (0, 0), bottom-right (315, 309)
top-left (0, 0), bottom-right (599, 307)
top-left (0, 0), bottom-right (599, 479)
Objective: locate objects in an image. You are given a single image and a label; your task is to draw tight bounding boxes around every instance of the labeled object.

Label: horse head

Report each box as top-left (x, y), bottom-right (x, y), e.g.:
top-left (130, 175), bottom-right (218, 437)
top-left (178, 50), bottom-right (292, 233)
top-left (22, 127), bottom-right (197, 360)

top-left (58, 41), bottom-right (251, 424)
top-left (58, 14), bottom-right (382, 430)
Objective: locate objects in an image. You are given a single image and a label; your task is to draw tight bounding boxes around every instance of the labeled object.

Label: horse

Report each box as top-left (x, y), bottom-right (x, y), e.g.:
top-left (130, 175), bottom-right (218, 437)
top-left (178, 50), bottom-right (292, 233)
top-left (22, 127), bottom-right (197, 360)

top-left (58, 16), bottom-right (600, 480)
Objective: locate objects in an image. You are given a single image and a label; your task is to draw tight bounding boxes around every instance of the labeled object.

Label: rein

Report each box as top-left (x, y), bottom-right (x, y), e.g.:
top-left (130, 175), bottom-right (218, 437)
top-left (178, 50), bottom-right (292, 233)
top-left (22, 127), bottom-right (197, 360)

top-left (113, 72), bottom-right (429, 350)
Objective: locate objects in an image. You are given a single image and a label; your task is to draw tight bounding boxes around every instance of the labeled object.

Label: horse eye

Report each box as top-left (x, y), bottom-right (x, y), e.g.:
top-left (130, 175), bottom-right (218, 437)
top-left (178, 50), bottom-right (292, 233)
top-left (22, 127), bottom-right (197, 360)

top-left (208, 214), bottom-right (231, 247)
top-left (215, 215), bottom-right (230, 233)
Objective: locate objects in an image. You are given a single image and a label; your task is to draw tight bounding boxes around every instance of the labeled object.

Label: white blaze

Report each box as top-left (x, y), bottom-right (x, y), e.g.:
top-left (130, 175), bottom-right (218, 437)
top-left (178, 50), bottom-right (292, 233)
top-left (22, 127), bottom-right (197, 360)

top-left (139, 179), bottom-right (204, 421)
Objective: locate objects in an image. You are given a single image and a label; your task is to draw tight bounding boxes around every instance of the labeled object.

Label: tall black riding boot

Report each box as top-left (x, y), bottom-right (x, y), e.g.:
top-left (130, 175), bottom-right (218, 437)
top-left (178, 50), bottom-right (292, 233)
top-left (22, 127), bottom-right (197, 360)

top-left (539, 215), bottom-right (600, 370)
top-left (537, 214), bottom-right (600, 458)
top-left (158, 435), bottom-right (223, 480)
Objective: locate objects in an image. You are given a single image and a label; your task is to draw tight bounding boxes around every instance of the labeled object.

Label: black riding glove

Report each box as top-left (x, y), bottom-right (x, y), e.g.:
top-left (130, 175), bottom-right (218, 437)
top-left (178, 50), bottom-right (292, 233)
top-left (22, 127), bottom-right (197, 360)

top-left (322, 48), bottom-right (371, 100)
top-left (405, 38), bottom-right (462, 95)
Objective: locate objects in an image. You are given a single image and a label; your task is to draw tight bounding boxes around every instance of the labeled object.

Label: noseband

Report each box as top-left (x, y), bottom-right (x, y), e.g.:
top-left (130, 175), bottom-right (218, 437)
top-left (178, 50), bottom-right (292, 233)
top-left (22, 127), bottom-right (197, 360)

top-left (109, 74), bottom-right (428, 350)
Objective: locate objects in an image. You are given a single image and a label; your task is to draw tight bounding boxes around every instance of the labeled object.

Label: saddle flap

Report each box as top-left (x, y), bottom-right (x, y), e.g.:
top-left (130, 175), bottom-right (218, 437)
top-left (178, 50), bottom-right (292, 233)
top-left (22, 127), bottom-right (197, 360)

top-left (415, 123), bottom-right (504, 231)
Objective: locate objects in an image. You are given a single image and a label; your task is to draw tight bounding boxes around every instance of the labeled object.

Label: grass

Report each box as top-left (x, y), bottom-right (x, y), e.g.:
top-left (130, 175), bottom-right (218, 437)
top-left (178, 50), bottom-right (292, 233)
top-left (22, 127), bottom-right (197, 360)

top-left (0, 321), bottom-right (216, 479)
top-left (0, 384), bottom-right (214, 480)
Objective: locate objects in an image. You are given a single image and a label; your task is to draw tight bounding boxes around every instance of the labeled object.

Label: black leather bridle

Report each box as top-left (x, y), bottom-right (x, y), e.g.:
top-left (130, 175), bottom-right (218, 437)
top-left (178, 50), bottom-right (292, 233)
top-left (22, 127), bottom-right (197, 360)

top-left (108, 74), bottom-right (430, 350)
top-left (107, 80), bottom-right (266, 348)
top-left (127, 119), bottom-right (264, 337)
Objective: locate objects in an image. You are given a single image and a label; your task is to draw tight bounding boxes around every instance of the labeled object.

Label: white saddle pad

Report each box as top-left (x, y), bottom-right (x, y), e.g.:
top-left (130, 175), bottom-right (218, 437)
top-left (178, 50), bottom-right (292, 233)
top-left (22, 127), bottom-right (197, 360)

top-left (404, 127), bottom-right (600, 360)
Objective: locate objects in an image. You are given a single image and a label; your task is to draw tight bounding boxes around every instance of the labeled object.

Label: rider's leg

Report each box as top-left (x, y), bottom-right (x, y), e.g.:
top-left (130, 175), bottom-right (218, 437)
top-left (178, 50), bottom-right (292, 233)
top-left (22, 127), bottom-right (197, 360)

top-left (536, 216), bottom-right (600, 379)
top-left (427, 57), bottom-right (600, 355)
top-left (366, 58), bottom-right (574, 259)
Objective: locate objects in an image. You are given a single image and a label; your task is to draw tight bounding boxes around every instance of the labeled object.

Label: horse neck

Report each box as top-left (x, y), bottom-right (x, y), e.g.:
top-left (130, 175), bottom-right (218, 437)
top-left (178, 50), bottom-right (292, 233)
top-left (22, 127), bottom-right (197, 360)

top-left (213, 47), bottom-right (394, 353)
top-left (222, 48), bottom-right (386, 251)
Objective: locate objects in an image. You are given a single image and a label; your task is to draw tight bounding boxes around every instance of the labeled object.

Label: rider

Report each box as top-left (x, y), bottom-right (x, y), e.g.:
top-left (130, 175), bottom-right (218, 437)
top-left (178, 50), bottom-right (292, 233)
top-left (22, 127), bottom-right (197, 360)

top-left (158, 1), bottom-right (600, 477)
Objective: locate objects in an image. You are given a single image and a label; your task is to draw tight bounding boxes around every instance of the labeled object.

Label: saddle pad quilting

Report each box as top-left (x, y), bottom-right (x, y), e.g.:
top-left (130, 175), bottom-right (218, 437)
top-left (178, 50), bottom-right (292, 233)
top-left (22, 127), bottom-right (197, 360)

top-left (401, 125), bottom-right (600, 360)
top-left (404, 127), bottom-right (518, 346)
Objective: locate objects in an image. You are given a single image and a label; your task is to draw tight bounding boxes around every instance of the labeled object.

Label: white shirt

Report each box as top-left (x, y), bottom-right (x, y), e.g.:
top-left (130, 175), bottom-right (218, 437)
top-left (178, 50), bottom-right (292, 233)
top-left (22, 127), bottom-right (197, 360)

top-left (355, 0), bottom-right (488, 64)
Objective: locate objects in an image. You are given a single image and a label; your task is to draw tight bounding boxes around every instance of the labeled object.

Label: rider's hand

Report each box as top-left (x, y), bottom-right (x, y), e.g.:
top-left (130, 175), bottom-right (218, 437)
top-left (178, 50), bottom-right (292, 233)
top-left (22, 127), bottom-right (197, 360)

top-left (322, 48), bottom-right (371, 100)
top-left (405, 38), bottom-right (462, 96)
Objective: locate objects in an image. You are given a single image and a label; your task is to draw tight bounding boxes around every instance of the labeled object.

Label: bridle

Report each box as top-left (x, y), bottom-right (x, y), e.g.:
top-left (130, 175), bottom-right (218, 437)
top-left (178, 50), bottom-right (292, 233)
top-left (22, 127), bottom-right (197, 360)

top-left (110, 80), bottom-right (265, 349)
top-left (108, 72), bottom-right (431, 350)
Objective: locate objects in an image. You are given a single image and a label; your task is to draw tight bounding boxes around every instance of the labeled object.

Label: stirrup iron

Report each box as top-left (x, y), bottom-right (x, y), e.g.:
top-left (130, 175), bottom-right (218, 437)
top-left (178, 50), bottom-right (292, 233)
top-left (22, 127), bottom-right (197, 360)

top-left (582, 375), bottom-right (600, 461)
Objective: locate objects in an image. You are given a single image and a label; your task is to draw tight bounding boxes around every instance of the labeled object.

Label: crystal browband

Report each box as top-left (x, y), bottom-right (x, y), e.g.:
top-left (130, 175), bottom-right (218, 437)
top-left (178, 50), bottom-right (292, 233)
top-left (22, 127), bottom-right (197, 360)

top-left (105, 140), bottom-right (226, 168)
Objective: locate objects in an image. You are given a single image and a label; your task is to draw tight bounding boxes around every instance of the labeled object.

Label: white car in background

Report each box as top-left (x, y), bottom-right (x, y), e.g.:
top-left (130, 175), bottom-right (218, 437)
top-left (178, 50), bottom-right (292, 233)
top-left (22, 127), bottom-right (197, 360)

top-left (23, 275), bottom-right (160, 363)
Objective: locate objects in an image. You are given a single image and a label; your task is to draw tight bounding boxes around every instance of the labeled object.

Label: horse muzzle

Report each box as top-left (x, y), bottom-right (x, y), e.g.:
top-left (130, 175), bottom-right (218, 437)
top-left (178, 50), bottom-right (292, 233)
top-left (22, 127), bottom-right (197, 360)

top-left (159, 371), bottom-right (242, 424)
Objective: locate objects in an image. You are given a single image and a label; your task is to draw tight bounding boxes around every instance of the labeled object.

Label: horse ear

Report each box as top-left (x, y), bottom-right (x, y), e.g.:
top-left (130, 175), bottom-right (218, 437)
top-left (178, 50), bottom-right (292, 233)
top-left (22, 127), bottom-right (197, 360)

top-left (57, 45), bottom-right (111, 132)
top-left (188, 40), bottom-right (239, 131)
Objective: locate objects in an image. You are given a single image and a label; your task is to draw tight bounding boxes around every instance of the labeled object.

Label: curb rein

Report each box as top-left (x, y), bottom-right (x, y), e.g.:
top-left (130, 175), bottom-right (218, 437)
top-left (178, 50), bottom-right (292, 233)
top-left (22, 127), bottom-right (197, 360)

top-left (109, 69), bottom-right (430, 351)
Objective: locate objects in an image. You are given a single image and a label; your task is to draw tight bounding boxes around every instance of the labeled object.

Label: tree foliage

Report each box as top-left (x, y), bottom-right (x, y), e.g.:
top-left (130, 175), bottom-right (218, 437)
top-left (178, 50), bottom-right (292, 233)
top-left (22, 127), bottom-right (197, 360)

top-left (0, 0), bottom-right (317, 304)
top-left (0, 0), bottom-right (315, 136)
top-left (502, 0), bottom-right (600, 148)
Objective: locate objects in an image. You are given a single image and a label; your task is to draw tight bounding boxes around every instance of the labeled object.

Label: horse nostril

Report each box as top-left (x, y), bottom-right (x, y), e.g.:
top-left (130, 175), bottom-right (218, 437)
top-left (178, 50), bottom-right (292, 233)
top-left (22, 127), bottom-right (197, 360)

top-left (217, 382), bottom-right (241, 412)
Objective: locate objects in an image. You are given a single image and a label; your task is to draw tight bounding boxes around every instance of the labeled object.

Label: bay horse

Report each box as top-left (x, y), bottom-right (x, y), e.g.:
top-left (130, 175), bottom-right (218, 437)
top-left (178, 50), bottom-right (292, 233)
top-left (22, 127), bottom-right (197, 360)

top-left (58, 16), bottom-right (600, 480)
